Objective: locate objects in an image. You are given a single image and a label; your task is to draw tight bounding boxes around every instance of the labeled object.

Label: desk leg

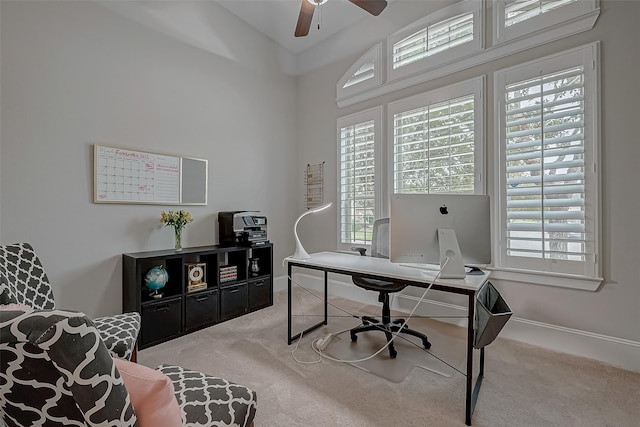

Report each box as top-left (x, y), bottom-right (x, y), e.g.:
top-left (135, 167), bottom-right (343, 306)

top-left (465, 292), bottom-right (474, 425)
top-left (324, 271), bottom-right (328, 326)
top-left (466, 292), bottom-right (485, 426)
top-left (288, 262), bottom-right (293, 345)
top-left (287, 265), bottom-right (330, 345)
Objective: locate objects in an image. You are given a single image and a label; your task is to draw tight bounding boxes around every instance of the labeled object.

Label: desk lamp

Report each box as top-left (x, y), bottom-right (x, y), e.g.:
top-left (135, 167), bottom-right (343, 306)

top-left (292, 202), bottom-right (332, 260)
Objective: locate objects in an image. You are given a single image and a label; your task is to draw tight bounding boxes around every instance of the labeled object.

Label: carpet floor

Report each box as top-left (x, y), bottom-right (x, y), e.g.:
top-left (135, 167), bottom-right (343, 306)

top-left (139, 289), bottom-right (640, 427)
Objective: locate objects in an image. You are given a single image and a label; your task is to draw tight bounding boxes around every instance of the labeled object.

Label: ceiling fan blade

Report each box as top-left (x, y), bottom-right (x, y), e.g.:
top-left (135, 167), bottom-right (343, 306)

top-left (295, 0), bottom-right (316, 37)
top-left (349, 0), bottom-right (388, 16)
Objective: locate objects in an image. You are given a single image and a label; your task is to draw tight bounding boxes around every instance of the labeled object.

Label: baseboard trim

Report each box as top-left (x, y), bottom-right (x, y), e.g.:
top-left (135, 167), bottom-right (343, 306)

top-left (274, 274), bottom-right (640, 372)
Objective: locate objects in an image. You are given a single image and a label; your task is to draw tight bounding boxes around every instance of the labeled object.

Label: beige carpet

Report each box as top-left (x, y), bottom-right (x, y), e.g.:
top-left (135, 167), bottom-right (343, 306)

top-left (139, 289), bottom-right (640, 427)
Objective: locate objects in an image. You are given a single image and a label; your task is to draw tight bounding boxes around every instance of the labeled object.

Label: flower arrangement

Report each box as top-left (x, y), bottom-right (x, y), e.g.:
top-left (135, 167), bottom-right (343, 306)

top-left (161, 210), bottom-right (193, 250)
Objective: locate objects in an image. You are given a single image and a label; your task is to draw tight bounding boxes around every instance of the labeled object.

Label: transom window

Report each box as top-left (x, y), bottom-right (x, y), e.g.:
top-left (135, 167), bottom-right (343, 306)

top-left (392, 12), bottom-right (474, 70)
top-left (504, 0), bottom-right (579, 27)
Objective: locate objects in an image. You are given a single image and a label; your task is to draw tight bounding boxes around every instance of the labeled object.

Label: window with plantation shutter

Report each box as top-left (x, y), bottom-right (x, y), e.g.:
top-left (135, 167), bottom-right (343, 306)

top-left (337, 107), bottom-right (382, 250)
top-left (344, 62), bottom-right (375, 88)
top-left (495, 44), bottom-right (600, 279)
top-left (388, 0), bottom-right (482, 81)
top-left (389, 78), bottom-right (484, 195)
top-left (392, 13), bottom-right (474, 70)
top-left (504, 0), bottom-right (578, 27)
top-left (337, 44), bottom-right (382, 99)
top-left (493, 0), bottom-right (598, 44)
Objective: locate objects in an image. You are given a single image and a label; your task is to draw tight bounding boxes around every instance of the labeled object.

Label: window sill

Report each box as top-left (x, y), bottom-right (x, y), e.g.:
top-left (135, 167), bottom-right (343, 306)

top-left (487, 267), bottom-right (603, 291)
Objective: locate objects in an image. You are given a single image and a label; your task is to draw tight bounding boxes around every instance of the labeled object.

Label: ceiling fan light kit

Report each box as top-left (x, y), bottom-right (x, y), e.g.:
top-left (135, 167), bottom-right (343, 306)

top-left (294, 0), bottom-right (388, 38)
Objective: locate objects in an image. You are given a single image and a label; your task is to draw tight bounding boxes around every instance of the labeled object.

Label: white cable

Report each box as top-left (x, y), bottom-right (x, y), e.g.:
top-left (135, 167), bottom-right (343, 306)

top-left (285, 255), bottom-right (448, 365)
top-left (290, 286), bottom-right (322, 364)
top-left (311, 258), bottom-right (448, 364)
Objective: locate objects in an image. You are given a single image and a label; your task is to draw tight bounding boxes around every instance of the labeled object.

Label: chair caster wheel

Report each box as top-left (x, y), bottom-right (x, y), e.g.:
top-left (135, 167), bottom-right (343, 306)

top-left (424, 341), bottom-right (432, 350)
top-left (390, 349), bottom-right (397, 358)
top-left (351, 333), bottom-right (358, 342)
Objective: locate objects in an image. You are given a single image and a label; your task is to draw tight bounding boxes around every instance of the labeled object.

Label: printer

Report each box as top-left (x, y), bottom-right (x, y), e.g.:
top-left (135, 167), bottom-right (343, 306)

top-left (218, 211), bottom-right (268, 247)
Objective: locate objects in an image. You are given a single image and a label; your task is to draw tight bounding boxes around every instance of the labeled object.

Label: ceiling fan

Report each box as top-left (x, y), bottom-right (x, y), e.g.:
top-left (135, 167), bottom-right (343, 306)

top-left (295, 0), bottom-right (388, 37)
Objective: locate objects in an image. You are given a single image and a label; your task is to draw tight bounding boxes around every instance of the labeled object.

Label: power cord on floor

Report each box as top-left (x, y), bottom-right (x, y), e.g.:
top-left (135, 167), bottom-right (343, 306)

top-left (286, 257), bottom-right (449, 365)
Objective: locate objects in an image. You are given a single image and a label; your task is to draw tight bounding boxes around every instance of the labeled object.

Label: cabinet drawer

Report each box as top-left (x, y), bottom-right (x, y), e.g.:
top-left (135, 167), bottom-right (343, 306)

top-left (248, 277), bottom-right (272, 311)
top-left (186, 289), bottom-right (218, 331)
top-left (141, 297), bottom-right (182, 347)
top-left (220, 283), bottom-right (248, 321)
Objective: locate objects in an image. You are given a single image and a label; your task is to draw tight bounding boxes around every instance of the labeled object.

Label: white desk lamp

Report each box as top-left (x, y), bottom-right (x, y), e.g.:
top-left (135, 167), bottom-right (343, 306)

top-left (292, 202), bottom-right (332, 260)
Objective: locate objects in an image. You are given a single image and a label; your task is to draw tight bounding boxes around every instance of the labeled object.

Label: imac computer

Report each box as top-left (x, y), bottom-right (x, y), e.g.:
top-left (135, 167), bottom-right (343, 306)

top-left (389, 194), bottom-right (491, 279)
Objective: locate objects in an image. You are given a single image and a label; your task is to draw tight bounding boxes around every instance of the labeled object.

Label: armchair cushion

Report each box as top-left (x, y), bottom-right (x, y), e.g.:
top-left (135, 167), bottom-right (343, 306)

top-left (113, 358), bottom-right (182, 427)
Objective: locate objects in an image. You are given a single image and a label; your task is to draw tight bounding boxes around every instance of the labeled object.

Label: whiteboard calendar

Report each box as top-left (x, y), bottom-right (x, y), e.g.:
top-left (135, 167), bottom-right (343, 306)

top-left (94, 144), bottom-right (207, 205)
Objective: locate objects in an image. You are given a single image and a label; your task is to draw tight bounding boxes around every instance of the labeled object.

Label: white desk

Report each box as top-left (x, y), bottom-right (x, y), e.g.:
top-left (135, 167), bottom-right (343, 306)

top-left (285, 251), bottom-right (490, 426)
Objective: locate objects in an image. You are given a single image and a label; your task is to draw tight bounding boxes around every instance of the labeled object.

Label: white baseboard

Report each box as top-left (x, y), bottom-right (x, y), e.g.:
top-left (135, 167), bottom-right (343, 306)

top-left (274, 274), bottom-right (640, 373)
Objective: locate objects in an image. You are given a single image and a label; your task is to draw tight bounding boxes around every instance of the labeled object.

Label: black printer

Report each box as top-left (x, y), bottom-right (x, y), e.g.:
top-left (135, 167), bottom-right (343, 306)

top-left (218, 211), bottom-right (268, 247)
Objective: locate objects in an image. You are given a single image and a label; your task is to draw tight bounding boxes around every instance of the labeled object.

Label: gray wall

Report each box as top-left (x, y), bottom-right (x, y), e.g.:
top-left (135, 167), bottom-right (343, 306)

top-left (0, 1), bottom-right (298, 318)
top-left (296, 0), bottom-right (640, 344)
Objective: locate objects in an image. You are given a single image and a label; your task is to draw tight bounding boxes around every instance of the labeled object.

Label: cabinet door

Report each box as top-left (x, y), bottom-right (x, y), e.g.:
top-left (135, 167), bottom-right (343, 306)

top-left (248, 277), bottom-right (272, 311)
top-left (186, 289), bottom-right (218, 331)
top-left (141, 297), bottom-right (182, 348)
top-left (220, 283), bottom-right (248, 321)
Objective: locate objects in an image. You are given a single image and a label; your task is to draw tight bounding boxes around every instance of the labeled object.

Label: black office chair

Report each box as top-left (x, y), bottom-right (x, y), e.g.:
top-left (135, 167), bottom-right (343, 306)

top-left (350, 218), bottom-right (431, 358)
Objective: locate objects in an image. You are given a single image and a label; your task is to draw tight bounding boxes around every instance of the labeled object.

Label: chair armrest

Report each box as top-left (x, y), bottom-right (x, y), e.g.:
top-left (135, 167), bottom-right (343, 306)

top-left (157, 365), bottom-right (257, 427)
top-left (93, 312), bottom-right (141, 361)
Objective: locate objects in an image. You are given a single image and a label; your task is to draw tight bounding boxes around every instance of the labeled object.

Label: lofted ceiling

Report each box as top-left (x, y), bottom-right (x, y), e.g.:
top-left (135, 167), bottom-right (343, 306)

top-left (214, 0), bottom-right (390, 54)
top-left (98, 0), bottom-right (406, 75)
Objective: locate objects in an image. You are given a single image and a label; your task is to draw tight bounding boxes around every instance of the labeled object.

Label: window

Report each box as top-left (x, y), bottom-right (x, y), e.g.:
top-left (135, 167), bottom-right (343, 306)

top-left (389, 78), bottom-right (484, 195)
top-left (392, 13), bottom-right (474, 70)
top-left (504, 0), bottom-right (579, 27)
top-left (494, 43), bottom-right (600, 280)
top-left (388, 0), bottom-right (483, 81)
top-left (337, 43), bottom-right (382, 100)
top-left (337, 107), bottom-right (382, 250)
top-left (336, 0), bottom-right (598, 108)
top-left (494, 0), bottom-right (599, 44)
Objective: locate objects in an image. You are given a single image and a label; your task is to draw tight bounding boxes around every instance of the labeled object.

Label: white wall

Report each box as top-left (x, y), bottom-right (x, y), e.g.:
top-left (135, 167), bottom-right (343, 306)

top-left (0, 1), bottom-right (298, 318)
top-left (295, 0), bottom-right (640, 354)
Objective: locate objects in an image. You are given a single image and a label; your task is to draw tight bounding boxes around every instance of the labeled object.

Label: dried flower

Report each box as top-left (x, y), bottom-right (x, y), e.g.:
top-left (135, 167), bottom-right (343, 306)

top-left (160, 210), bottom-right (193, 231)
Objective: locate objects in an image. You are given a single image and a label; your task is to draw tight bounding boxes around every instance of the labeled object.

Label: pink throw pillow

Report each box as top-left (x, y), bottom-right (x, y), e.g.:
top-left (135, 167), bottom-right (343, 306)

top-left (113, 358), bottom-right (182, 427)
top-left (0, 304), bottom-right (33, 312)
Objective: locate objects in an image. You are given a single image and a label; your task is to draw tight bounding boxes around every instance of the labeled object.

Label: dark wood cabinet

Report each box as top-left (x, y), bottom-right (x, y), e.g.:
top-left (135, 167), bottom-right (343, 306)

top-left (123, 244), bottom-right (273, 349)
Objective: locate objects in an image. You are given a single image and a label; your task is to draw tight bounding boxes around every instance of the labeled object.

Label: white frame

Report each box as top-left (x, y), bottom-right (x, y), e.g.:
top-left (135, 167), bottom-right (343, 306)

top-left (336, 106), bottom-right (384, 252)
top-left (387, 77), bottom-right (486, 197)
top-left (493, 0), bottom-right (600, 45)
top-left (493, 42), bottom-right (602, 286)
top-left (387, 0), bottom-right (483, 82)
top-left (336, 43), bottom-right (383, 100)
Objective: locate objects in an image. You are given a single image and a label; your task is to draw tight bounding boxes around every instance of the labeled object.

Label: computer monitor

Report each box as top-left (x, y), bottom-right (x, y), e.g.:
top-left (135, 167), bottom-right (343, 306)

top-left (389, 194), bottom-right (491, 279)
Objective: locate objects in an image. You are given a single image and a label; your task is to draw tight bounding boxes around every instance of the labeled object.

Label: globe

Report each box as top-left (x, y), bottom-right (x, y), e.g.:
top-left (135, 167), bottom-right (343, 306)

top-left (145, 265), bottom-right (169, 298)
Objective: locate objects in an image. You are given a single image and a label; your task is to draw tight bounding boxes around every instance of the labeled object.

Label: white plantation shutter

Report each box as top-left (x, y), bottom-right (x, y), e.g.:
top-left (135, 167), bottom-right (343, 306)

top-left (504, 0), bottom-right (578, 27)
top-left (392, 12), bottom-right (474, 70)
top-left (496, 45), bottom-right (599, 278)
top-left (389, 78), bottom-right (483, 195)
top-left (338, 108), bottom-right (381, 247)
top-left (344, 61), bottom-right (375, 88)
top-left (493, 0), bottom-right (597, 44)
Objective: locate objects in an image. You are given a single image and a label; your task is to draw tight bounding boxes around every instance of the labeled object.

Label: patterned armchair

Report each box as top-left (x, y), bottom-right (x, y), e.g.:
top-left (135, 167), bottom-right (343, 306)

top-left (0, 242), bottom-right (140, 360)
top-left (0, 309), bottom-right (257, 427)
